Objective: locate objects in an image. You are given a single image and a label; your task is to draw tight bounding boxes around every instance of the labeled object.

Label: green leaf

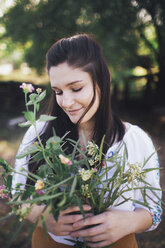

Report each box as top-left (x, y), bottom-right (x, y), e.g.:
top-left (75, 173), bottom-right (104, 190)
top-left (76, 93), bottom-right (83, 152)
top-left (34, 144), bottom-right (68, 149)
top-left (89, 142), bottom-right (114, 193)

top-left (26, 100), bottom-right (34, 106)
top-left (21, 186), bottom-right (34, 200)
top-left (143, 168), bottom-right (159, 173)
top-left (36, 90), bottom-right (46, 103)
top-left (16, 144), bottom-right (40, 159)
top-left (24, 111), bottom-right (35, 123)
top-left (41, 215), bottom-right (48, 240)
top-left (0, 212), bottom-right (15, 221)
top-left (99, 135), bottom-right (105, 163)
top-left (75, 196), bottom-right (85, 219)
top-left (69, 175), bottom-right (77, 197)
top-left (143, 151), bottom-right (156, 168)
top-left (10, 192), bottom-right (64, 205)
top-left (6, 175), bottom-right (12, 189)
top-left (36, 103), bottom-right (40, 112)
top-left (30, 151), bottom-right (44, 164)
top-left (29, 93), bottom-right (38, 101)
top-left (44, 176), bottom-right (74, 193)
top-left (39, 114), bottom-right (56, 122)
top-left (71, 139), bottom-right (80, 161)
top-left (46, 136), bottom-right (61, 148)
top-left (18, 120), bottom-right (31, 127)
top-left (0, 158), bottom-right (12, 173)
top-left (9, 192), bottom-right (20, 203)
top-left (57, 193), bottom-right (66, 207)
top-left (130, 199), bottom-right (149, 208)
top-left (52, 209), bottom-right (60, 222)
top-left (5, 219), bottom-right (26, 248)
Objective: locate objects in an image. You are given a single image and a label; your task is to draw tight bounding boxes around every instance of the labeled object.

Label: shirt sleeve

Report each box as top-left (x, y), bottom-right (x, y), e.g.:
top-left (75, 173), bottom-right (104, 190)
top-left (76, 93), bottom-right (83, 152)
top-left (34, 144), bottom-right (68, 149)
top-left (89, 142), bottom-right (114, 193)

top-left (123, 125), bottom-right (162, 231)
top-left (12, 121), bottom-right (46, 194)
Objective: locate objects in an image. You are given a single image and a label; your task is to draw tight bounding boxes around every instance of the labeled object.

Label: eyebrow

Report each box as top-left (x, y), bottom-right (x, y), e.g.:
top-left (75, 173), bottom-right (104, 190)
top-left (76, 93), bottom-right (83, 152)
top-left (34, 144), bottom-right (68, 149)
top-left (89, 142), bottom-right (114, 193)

top-left (52, 80), bottom-right (83, 89)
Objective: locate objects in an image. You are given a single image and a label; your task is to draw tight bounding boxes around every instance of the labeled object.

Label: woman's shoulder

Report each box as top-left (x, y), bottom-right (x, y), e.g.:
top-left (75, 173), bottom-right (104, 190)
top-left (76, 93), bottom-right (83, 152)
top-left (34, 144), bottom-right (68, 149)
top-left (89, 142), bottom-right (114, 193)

top-left (123, 122), bottom-right (153, 145)
top-left (107, 122), bottom-right (156, 159)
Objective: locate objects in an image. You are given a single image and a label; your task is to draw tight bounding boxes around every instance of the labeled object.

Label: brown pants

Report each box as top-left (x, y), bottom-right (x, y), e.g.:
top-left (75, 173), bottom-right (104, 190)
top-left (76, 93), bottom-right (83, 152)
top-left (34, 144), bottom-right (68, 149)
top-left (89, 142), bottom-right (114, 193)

top-left (32, 227), bottom-right (138, 248)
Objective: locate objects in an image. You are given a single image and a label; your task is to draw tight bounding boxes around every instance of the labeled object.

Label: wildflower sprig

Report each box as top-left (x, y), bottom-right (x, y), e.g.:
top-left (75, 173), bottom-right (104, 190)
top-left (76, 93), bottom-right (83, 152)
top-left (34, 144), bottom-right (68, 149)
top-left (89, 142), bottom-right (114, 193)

top-left (0, 84), bottom-right (163, 248)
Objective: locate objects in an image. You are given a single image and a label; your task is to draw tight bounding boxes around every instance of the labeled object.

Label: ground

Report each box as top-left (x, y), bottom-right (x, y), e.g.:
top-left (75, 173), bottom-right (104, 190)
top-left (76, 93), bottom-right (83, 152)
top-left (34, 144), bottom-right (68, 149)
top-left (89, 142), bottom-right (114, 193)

top-left (0, 104), bottom-right (165, 248)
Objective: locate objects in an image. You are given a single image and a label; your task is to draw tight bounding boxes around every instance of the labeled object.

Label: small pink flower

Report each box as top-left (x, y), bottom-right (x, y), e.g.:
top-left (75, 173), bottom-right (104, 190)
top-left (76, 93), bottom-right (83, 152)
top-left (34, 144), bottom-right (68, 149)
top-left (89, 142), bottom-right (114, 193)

top-left (59, 154), bottom-right (72, 165)
top-left (20, 83), bottom-right (34, 93)
top-left (92, 168), bottom-right (98, 172)
top-left (0, 185), bottom-right (8, 199)
top-left (67, 160), bottom-right (72, 165)
top-left (37, 190), bottom-right (45, 195)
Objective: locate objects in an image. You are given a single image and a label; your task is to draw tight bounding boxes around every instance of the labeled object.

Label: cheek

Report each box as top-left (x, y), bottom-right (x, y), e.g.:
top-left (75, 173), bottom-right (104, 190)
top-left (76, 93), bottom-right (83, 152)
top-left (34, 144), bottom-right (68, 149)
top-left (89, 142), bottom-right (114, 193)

top-left (80, 89), bottom-right (94, 106)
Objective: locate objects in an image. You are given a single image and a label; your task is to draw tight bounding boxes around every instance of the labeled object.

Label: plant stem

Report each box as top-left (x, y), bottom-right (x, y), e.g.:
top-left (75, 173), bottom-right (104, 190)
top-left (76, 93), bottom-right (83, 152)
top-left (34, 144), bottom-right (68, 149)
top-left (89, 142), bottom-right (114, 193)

top-left (25, 92), bottom-right (29, 112)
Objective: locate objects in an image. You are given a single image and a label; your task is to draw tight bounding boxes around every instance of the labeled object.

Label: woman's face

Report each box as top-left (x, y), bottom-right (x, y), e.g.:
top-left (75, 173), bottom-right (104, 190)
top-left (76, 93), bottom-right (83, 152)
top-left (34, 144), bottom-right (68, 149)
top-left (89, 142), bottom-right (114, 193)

top-left (49, 62), bottom-right (100, 129)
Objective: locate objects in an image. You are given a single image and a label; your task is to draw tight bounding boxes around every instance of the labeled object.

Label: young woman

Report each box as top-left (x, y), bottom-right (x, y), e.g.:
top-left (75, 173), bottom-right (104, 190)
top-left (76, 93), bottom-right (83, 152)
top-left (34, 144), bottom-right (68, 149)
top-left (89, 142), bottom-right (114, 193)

top-left (13, 34), bottom-right (162, 248)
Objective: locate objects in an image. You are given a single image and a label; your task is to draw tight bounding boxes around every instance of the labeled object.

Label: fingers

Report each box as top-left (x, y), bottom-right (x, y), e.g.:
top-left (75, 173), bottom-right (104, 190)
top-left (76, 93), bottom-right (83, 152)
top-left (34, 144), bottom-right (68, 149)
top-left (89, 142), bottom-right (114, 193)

top-left (71, 223), bottom-right (105, 237)
top-left (61, 205), bottom-right (91, 215)
top-left (59, 212), bottom-right (93, 225)
top-left (72, 212), bottom-right (104, 230)
top-left (84, 233), bottom-right (106, 242)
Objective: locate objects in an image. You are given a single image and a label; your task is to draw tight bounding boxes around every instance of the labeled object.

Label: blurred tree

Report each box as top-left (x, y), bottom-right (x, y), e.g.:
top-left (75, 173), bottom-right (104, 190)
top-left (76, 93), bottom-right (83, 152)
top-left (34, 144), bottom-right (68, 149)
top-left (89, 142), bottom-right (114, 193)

top-left (133, 0), bottom-right (165, 104)
top-left (0, 0), bottom-right (138, 75)
top-left (1, 0), bottom-right (165, 104)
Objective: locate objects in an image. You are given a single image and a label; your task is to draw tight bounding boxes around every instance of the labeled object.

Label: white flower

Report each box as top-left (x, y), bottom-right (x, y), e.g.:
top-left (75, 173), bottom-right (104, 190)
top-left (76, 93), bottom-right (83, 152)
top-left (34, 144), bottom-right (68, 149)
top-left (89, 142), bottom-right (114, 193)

top-left (79, 168), bottom-right (93, 181)
top-left (87, 141), bottom-right (99, 156)
top-left (127, 162), bottom-right (145, 183)
top-left (81, 184), bottom-right (90, 198)
top-left (89, 159), bottom-right (95, 166)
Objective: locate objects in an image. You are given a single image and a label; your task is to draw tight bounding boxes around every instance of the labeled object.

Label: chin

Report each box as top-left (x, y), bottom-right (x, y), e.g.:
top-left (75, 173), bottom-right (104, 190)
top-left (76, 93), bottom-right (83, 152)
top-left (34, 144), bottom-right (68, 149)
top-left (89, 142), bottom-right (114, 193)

top-left (69, 117), bottom-right (79, 124)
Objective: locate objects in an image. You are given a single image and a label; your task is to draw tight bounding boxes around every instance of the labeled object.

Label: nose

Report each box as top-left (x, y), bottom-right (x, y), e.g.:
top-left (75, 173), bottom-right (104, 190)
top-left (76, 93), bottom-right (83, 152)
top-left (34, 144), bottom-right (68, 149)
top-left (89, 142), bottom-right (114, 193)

top-left (60, 92), bottom-right (74, 109)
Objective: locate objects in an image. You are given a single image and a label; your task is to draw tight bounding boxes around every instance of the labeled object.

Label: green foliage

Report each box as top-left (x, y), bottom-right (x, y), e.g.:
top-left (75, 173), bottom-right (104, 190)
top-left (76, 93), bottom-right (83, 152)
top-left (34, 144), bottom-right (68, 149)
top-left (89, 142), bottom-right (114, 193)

top-left (1, 0), bottom-right (165, 103)
top-left (0, 0), bottom-right (138, 74)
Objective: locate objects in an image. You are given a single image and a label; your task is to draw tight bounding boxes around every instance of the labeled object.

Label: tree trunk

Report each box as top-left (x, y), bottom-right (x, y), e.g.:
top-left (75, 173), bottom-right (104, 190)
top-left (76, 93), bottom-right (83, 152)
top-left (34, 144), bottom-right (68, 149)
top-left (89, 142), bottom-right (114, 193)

top-left (156, 69), bottom-right (165, 105)
top-left (155, 25), bottom-right (165, 105)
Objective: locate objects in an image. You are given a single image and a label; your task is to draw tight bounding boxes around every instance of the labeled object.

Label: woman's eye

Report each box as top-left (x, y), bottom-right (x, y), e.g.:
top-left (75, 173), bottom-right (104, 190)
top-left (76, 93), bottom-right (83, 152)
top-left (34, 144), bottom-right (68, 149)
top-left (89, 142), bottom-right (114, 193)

top-left (72, 87), bottom-right (82, 92)
top-left (55, 91), bottom-right (63, 95)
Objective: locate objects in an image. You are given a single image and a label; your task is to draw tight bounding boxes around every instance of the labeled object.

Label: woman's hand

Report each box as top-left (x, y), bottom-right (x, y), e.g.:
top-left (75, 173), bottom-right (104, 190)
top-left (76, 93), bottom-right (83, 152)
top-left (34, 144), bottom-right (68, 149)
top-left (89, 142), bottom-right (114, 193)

top-left (44, 205), bottom-right (92, 236)
top-left (24, 203), bottom-right (92, 236)
top-left (71, 208), bottom-right (152, 248)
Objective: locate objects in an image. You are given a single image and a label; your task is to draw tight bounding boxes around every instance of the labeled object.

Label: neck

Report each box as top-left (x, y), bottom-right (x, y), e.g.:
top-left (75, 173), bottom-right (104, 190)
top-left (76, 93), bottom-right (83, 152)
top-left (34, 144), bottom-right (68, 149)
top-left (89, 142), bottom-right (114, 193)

top-left (78, 120), bottom-right (95, 146)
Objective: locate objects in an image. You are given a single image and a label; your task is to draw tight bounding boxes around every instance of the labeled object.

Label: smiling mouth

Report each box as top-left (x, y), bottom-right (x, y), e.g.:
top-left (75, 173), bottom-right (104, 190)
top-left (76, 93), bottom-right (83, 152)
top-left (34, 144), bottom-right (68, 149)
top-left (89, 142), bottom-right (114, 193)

top-left (67, 108), bottom-right (83, 115)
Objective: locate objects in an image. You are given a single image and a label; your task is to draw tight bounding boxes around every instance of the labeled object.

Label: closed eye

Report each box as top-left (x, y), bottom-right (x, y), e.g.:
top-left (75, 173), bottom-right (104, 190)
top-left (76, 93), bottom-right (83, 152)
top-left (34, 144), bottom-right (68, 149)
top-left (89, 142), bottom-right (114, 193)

top-left (53, 87), bottom-right (83, 95)
top-left (72, 87), bottom-right (83, 92)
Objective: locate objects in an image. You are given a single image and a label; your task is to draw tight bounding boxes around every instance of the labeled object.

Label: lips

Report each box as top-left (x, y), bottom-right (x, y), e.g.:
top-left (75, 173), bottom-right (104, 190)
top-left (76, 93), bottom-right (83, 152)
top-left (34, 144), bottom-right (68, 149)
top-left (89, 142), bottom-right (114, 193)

top-left (67, 108), bottom-right (83, 115)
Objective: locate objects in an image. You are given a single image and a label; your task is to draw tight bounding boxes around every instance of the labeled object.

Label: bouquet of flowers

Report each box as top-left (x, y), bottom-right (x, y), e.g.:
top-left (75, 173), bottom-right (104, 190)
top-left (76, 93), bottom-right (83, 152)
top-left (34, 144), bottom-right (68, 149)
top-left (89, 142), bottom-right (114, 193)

top-left (0, 83), bottom-right (162, 248)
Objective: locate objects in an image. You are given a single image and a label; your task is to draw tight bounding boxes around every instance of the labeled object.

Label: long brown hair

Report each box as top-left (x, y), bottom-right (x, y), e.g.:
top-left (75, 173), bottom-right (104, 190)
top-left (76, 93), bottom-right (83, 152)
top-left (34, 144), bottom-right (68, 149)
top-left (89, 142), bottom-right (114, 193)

top-left (45, 34), bottom-right (125, 150)
top-left (28, 33), bottom-right (125, 178)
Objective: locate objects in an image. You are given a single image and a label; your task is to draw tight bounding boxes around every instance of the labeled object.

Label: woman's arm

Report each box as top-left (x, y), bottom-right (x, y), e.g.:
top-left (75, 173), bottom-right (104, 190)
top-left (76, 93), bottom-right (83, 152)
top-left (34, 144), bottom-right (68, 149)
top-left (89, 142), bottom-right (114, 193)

top-left (70, 208), bottom-right (152, 248)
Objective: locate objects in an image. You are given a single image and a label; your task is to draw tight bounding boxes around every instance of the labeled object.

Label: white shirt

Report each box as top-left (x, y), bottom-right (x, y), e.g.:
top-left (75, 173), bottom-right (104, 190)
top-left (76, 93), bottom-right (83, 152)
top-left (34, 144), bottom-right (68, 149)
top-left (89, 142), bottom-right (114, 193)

top-left (12, 122), bottom-right (162, 246)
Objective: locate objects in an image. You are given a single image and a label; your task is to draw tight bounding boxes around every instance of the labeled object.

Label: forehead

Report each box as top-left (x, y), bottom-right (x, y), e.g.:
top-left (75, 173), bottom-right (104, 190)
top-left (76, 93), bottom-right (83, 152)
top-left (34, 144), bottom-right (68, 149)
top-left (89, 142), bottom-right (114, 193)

top-left (49, 62), bottom-right (92, 87)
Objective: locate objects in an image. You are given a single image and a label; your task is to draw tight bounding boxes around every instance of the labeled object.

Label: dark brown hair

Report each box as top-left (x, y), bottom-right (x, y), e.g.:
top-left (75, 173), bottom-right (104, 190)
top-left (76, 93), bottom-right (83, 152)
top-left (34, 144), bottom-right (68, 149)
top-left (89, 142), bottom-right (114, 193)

top-left (45, 34), bottom-right (125, 150)
top-left (28, 33), bottom-right (125, 178)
